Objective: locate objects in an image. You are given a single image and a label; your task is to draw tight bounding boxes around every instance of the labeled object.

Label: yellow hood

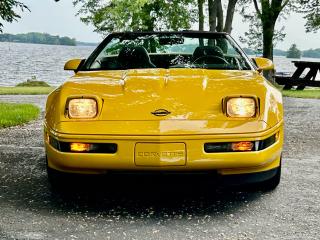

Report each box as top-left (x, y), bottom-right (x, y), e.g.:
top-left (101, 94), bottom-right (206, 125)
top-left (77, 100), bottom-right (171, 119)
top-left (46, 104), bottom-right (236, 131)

top-left (63, 69), bottom-right (266, 120)
top-left (46, 68), bottom-right (283, 135)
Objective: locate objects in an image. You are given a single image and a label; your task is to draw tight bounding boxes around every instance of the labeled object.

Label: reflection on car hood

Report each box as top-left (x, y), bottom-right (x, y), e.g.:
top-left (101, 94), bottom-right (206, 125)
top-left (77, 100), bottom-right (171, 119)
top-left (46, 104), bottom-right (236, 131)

top-left (61, 68), bottom-right (268, 121)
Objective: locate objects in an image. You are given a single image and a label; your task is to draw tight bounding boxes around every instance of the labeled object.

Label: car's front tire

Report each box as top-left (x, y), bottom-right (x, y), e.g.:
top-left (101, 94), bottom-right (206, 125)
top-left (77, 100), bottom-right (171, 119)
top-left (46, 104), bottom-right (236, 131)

top-left (46, 157), bottom-right (73, 192)
top-left (220, 158), bottom-right (282, 191)
top-left (256, 164), bottom-right (281, 191)
top-left (47, 164), bottom-right (64, 191)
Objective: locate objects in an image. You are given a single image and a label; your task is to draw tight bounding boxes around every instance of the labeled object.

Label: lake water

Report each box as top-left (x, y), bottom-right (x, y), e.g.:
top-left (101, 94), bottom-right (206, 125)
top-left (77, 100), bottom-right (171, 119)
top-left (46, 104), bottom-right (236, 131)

top-left (0, 42), bottom-right (94, 87)
top-left (0, 42), bottom-right (319, 87)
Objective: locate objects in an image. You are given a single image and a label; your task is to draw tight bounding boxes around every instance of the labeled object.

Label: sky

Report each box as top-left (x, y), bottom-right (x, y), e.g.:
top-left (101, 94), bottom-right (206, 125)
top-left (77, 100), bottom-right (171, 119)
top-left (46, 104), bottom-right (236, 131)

top-left (2, 0), bottom-right (320, 50)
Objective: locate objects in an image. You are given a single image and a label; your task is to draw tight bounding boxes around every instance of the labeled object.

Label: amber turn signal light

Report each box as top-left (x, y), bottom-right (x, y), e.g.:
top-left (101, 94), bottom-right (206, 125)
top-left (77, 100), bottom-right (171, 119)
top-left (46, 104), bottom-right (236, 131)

top-left (231, 141), bottom-right (254, 151)
top-left (70, 143), bottom-right (91, 152)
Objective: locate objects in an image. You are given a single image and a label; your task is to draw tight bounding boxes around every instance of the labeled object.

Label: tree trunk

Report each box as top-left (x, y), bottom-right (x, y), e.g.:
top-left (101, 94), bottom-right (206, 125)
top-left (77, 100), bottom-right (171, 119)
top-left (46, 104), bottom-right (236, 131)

top-left (224, 0), bottom-right (237, 33)
top-left (198, 0), bottom-right (204, 31)
top-left (208, 0), bottom-right (217, 32)
top-left (262, 22), bottom-right (275, 82)
top-left (216, 0), bottom-right (224, 32)
top-left (262, 23), bottom-right (275, 60)
top-left (198, 0), bottom-right (205, 46)
top-left (254, 0), bottom-right (287, 82)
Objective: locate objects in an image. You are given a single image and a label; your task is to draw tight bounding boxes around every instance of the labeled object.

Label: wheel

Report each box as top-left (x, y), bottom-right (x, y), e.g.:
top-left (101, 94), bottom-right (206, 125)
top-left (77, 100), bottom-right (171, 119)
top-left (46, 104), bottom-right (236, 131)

top-left (46, 157), bottom-right (70, 192)
top-left (46, 157), bottom-right (102, 193)
top-left (47, 164), bottom-right (65, 191)
top-left (256, 163), bottom-right (281, 191)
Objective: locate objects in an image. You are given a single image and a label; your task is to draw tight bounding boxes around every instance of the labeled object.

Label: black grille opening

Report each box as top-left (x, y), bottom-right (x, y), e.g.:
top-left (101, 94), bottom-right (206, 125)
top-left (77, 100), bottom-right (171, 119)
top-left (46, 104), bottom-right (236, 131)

top-left (258, 134), bottom-right (276, 151)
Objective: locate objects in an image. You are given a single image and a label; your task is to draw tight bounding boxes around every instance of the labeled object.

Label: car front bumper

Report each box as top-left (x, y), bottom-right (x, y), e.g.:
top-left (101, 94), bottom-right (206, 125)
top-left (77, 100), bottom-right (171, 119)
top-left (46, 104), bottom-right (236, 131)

top-left (45, 122), bottom-right (283, 176)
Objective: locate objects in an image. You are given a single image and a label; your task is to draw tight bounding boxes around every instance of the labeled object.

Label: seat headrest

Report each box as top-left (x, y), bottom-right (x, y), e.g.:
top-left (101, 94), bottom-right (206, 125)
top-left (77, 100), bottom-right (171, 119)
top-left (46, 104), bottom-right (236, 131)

top-left (193, 46), bottom-right (224, 60)
top-left (118, 46), bottom-right (155, 69)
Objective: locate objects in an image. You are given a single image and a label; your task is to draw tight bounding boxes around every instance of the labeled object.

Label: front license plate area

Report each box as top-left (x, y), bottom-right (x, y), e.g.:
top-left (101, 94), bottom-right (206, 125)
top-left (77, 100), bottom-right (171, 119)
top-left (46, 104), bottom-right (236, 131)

top-left (135, 143), bottom-right (186, 166)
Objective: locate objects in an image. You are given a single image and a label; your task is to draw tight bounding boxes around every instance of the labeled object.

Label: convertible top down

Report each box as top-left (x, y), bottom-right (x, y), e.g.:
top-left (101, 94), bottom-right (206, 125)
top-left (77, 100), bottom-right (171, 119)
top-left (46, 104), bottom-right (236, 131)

top-left (44, 31), bottom-right (283, 190)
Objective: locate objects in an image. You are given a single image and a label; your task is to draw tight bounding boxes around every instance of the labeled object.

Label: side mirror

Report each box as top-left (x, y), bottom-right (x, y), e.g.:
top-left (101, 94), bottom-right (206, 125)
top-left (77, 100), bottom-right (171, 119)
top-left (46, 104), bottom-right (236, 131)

top-left (64, 59), bottom-right (83, 71)
top-left (253, 57), bottom-right (274, 72)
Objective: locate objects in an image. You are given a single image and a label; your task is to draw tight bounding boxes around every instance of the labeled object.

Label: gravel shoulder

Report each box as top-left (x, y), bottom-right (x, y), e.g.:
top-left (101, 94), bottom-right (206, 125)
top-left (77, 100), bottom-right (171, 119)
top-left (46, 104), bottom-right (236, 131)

top-left (0, 95), bottom-right (319, 240)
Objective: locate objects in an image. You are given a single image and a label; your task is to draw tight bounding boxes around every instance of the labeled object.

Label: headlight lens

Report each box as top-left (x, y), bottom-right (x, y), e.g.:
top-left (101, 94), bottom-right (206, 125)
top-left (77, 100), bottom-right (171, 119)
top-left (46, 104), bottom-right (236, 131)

top-left (68, 98), bottom-right (97, 118)
top-left (226, 97), bottom-right (256, 117)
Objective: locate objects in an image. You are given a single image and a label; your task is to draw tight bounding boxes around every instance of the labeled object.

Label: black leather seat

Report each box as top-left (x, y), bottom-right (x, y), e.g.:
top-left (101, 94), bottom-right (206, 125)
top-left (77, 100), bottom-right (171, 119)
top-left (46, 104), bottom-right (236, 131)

top-left (117, 46), bottom-right (156, 69)
top-left (193, 45), bottom-right (224, 61)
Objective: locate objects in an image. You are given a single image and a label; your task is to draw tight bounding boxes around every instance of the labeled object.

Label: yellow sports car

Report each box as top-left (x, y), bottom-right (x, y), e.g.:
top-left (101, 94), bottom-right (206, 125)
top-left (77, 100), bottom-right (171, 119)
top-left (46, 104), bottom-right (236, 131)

top-left (44, 31), bottom-right (283, 190)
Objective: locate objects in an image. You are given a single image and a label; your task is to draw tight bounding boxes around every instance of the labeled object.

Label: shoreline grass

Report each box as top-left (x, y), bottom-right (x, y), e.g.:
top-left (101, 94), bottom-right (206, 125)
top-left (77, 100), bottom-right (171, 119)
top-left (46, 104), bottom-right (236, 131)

top-left (282, 89), bottom-right (320, 99)
top-left (16, 80), bottom-right (51, 87)
top-left (0, 102), bottom-right (40, 128)
top-left (0, 86), bottom-right (54, 95)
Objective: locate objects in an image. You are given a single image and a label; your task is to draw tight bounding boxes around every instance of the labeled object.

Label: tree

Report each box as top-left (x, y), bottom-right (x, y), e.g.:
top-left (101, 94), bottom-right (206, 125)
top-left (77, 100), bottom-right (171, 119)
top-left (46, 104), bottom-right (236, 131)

top-left (0, 32), bottom-right (77, 46)
top-left (205, 0), bottom-right (239, 33)
top-left (198, 0), bottom-right (205, 31)
top-left (286, 43), bottom-right (301, 58)
top-left (238, 0), bottom-right (296, 81)
top-left (299, 0), bottom-right (320, 32)
top-left (245, 0), bottom-right (293, 61)
top-left (72, 0), bottom-right (196, 33)
top-left (239, 14), bottom-right (286, 55)
top-left (224, 0), bottom-right (238, 33)
top-left (239, 16), bottom-right (264, 55)
top-left (239, 0), bottom-right (319, 60)
top-left (0, 0), bottom-right (29, 32)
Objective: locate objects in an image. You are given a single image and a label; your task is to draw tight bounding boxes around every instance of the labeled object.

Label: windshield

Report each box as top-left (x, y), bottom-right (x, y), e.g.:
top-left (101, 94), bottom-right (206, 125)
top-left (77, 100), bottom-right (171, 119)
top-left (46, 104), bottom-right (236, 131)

top-left (85, 33), bottom-right (252, 71)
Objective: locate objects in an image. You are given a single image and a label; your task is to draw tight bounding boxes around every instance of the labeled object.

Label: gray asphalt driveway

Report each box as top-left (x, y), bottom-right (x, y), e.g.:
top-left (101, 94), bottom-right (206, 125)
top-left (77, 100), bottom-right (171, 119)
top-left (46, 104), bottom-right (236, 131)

top-left (0, 95), bottom-right (319, 240)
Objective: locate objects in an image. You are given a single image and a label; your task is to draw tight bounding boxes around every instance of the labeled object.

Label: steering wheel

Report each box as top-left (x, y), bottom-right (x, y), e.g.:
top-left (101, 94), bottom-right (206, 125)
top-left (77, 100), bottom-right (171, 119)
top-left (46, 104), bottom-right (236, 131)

top-left (193, 55), bottom-right (229, 65)
top-left (230, 56), bottom-right (243, 68)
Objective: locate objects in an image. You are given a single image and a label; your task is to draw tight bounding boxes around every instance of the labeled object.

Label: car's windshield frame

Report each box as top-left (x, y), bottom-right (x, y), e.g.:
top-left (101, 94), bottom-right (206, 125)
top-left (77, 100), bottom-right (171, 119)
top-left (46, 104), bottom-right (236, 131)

top-left (80, 31), bottom-right (256, 72)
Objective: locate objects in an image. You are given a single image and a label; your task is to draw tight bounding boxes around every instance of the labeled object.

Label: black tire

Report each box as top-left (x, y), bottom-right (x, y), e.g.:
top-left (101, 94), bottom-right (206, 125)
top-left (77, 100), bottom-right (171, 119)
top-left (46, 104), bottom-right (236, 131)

top-left (46, 157), bottom-right (71, 192)
top-left (257, 163), bottom-right (281, 191)
top-left (46, 157), bottom-right (100, 193)
top-left (47, 165), bottom-right (66, 191)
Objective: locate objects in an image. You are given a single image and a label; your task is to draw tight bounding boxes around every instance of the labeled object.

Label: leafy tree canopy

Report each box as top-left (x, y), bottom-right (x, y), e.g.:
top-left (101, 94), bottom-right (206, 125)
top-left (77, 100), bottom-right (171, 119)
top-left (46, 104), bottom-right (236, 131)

top-left (238, 0), bottom-right (303, 60)
top-left (72, 0), bottom-right (196, 33)
top-left (299, 0), bottom-right (320, 32)
top-left (239, 14), bottom-right (286, 55)
top-left (0, 0), bottom-right (29, 32)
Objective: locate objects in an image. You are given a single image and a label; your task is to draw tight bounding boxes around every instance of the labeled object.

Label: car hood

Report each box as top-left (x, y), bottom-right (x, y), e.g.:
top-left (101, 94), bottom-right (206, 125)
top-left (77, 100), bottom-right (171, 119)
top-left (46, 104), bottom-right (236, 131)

top-left (46, 68), bottom-right (283, 135)
top-left (61, 68), bottom-right (266, 121)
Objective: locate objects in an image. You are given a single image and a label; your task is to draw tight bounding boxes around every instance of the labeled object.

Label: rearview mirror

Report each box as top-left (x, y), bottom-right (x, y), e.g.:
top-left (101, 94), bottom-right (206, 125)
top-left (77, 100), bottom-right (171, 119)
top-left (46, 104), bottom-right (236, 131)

top-left (64, 59), bottom-right (83, 71)
top-left (253, 57), bottom-right (274, 71)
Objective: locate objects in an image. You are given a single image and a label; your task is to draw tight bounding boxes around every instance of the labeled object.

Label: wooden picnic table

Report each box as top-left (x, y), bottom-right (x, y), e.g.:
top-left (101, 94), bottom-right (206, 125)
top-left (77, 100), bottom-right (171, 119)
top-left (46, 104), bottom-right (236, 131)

top-left (275, 61), bottom-right (320, 90)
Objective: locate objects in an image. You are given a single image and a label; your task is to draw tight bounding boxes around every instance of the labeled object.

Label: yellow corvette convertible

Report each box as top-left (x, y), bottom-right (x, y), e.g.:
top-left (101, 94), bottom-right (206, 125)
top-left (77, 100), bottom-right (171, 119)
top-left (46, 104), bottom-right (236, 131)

top-left (44, 31), bottom-right (283, 190)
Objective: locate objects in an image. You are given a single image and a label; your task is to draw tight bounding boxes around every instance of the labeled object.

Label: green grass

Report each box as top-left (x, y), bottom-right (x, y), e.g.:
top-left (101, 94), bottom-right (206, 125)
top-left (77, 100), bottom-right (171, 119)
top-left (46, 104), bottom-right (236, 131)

top-left (0, 102), bottom-right (40, 128)
top-left (16, 76), bottom-right (51, 87)
top-left (282, 89), bottom-right (320, 99)
top-left (16, 80), bottom-right (51, 87)
top-left (0, 86), bottom-right (54, 95)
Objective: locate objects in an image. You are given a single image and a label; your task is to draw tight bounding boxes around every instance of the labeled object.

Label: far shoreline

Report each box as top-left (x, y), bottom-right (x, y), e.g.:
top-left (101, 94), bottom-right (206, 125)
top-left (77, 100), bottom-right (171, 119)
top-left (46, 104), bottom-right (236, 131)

top-left (0, 41), bottom-right (97, 47)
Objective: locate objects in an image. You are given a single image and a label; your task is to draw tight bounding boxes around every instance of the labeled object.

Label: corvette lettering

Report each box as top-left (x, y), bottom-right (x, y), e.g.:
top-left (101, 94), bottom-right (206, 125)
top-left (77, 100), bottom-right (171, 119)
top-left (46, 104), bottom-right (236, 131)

top-left (137, 151), bottom-right (184, 158)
